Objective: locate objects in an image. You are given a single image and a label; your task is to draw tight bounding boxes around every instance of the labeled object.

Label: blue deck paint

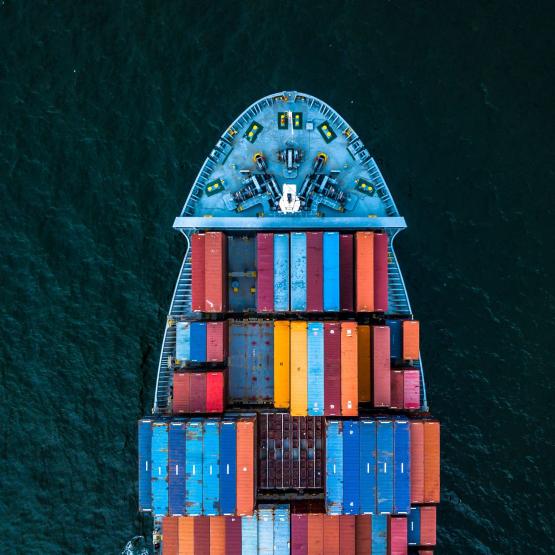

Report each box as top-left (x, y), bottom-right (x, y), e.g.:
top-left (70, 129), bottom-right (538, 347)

top-left (219, 421), bottom-right (237, 514)
top-left (175, 322), bottom-right (191, 362)
top-left (371, 514), bottom-right (388, 555)
top-left (290, 232), bottom-right (307, 311)
top-left (168, 422), bottom-right (186, 516)
top-left (189, 322), bottom-right (207, 362)
top-left (242, 514), bottom-right (258, 555)
top-left (393, 419), bottom-right (411, 514)
top-left (359, 419), bottom-right (377, 514)
top-left (408, 506), bottom-right (421, 545)
top-left (202, 420), bottom-right (220, 515)
top-left (307, 322), bottom-right (324, 416)
top-left (325, 420), bottom-right (343, 514)
top-left (323, 232), bottom-right (340, 311)
top-left (273, 233), bottom-right (290, 311)
top-left (138, 420), bottom-right (152, 512)
top-left (185, 421), bottom-right (203, 515)
top-left (343, 420), bottom-right (360, 514)
top-left (151, 423), bottom-right (168, 516)
top-left (377, 420), bottom-right (394, 514)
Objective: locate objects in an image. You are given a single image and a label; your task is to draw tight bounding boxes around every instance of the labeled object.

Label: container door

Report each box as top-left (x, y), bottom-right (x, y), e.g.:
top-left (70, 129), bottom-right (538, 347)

top-left (151, 422), bottom-right (168, 516)
top-left (359, 419), bottom-right (377, 515)
top-left (393, 419), bottom-right (411, 514)
top-left (343, 420), bottom-right (360, 514)
top-left (306, 232), bottom-right (323, 312)
top-left (185, 421), bottom-right (203, 515)
top-left (324, 323), bottom-right (341, 416)
top-left (257, 233), bottom-right (274, 312)
top-left (323, 232), bottom-right (340, 311)
top-left (189, 322), bottom-right (207, 362)
top-left (203, 420), bottom-right (220, 515)
top-left (373, 232), bottom-right (389, 312)
top-left (325, 420), bottom-right (343, 514)
top-left (290, 321), bottom-right (308, 416)
top-left (191, 233), bottom-right (205, 312)
top-left (168, 422), bottom-right (186, 516)
top-left (340, 322), bottom-right (358, 416)
top-left (355, 231), bottom-right (374, 312)
top-left (138, 420), bottom-right (152, 512)
top-left (339, 233), bottom-right (354, 311)
top-left (377, 420), bottom-right (394, 514)
top-left (290, 232), bottom-right (307, 311)
top-left (274, 233), bottom-right (290, 311)
top-left (308, 322), bottom-right (324, 416)
top-left (219, 422), bottom-right (237, 514)
top-left (175, 321), bottom-right (191, 362)
top-left (372, 326), bottom-right (391, 407)
top-left (371, 514), bottom-right (388, 555)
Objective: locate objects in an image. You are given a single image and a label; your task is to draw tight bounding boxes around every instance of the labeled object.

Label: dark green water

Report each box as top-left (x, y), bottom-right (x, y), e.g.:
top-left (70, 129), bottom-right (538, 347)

top-left (1, 1), bottom-right (553, 553)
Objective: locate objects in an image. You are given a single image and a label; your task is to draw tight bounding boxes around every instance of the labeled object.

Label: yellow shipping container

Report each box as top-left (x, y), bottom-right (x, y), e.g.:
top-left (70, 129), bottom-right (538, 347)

top-left (290, 321), bottom-right (308, 416)
top-left (358, 324), bottom-right (371, 402)
top-left (274, 321), bottom-right (291, 408)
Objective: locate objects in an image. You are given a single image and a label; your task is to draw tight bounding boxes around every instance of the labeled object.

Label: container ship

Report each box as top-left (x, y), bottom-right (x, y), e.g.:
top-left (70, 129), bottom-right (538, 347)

top-left (135, 91), bottom-right (440, 555)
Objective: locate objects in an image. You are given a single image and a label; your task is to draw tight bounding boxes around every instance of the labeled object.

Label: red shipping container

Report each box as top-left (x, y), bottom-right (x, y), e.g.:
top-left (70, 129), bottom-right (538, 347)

top-left (323, 515), bottom-right (340, 555)
top-left (191, 233), bottom-right (206, 312)
top-left (410, 421), bottom-right (424, 504)
top-left (308, 514), bottom-right (324, 555)
top-left (307, 232), bottom-right (323, 312)
top-left (189, 372), bottom-right (207, 413)
top-left (162, 517), bottom-right (179, 555)
top-left (374, 232), bottom-right (389, 312)
top-left (225, 516), bottom-right (242, 555)
top-left (390, 370), bottom-right (404, 409)
top-left (256, 233), bottom-right (274, 312)
top-left (388, 516), bottom-right (407, 555)
top-left (372, 326), bottom-right (391, 407)
top-left (206, 321), bottom-right (228, 362)
top-left (324, 323), bottom-right (341, 416)
top-left (205, 232), bottom-right (227, 313)
top-left (172, 372), bottom-right (191, 413)
top-left (194, 516), bottom-right (210, 555)
top-left (339, 234), bottom-right (354, 311)
top-left (419, 506), bottom-right (437, 546)
top-left (339, 515), bottom-right (355, 555)
top-left (403, 369), bottom-right (420, 410)
top-left (206, 371), bottom-right (225, 413)
top-left (292, 514), bottom-right (309, 555)
top-left (355, 515), bottom-right (371, 554)
top-left (402, 320), bottom-right (420, 360)
top-left (424, 421), bottom-right (440, 503)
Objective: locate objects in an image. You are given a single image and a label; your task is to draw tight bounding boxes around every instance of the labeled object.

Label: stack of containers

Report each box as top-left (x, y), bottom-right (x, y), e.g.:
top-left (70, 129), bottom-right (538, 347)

top-left (355, 231), bottom-right (389, 313)
top-left (175, 320), bottom-right (228, 364)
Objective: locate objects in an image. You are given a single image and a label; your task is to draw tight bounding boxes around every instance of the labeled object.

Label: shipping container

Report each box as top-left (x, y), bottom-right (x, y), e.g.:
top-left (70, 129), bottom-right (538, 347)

top-left (207, 321), bottom-right (228, 362)
top-left (190, 322), bottom-right (207, 362)
top-left (225, 516), bottom-right (242, 555)
top-left (388, 516), bottom-right (407, 555)
top-left (176, 321), bottom-right (191, 362)
top-left (359, 420), bottom-right (377, 514)
top-left (185, 421), bottom-right (203, 515)
top-left (257, 233), bottom-right (274, 312)
top-left (403, 370), bottom-right (420, 410)
top-left (173, 372), bottom-right (191, 414)
top-left (385, 320), bottom-right (402, 361)
top-left (323, 232), bottom-right (340, 311)
top-left (393, 420), bottom-right (410, 514)
top-left (195, 516), bottom-right (210, 555)
top-left (372, 326), bottom-right (391, 407)
top-left (355, 232), bottom-right (374, 312)
top-left (291, 232), bottom-right (307, 311)
top-left (409, 422), bottom-right (424, 504)
top-left (374, 232), bottom-right (389, 312)
top-left (274, 321), bottom-right (290, 409)
top-left (343, 420), bottom-right (360, 514)
top-left (390, 370), bottom-right (404, 410)
top-left (274, 505), bottom-right (291, 555)
top-left (402, 320), bottom-right (420, 360)
top-left (168, 422), bottom-right (186, 516)
top-left (323, 515), bottom-right (340, 555)
top-left (162, 516), bottom-right (179, 555)
top-left (203, 420), bottom-right (220, 515)
top-left (290, 321), bottom-right (308, 416)
top-left (138, 420), bottom-right (152, 511)
top-left (326, 420), bottom-right (343, 514)
top-left (371, 514), bottom-right (388, 555)
top-left (324, 323), bottom-right (341, 416)
top-left (151, 423), bottom-right (168, 516)
top-left (308, 322), bottom-right (324, 416)
top-left (377, 420), bottom-right (394, 514)
top-left (292, 514), bottom-right (308, 555)
top-left (206, 371), bottom-right (225, 413)
top-left (205, 232), bottom-right (227, 312)
top-left (258, 506), bottom-right (274, 555)
top-left (358, 324), bottom-right (371, 403)
top-left (340, 322), bottom-right (358, 416)
top-left (242, 514), bottom-right (258, 555)
top-left (210, 516), bottom-right (226, 555)
top-left (419, 506), bottom-right (437, 546)
top-left (339, 234), bottom-right (354, 311)
top-left (191, 233), bottom-right (206, 312)
top-left (308, 513), bottom-right (324, 555)
top-left (179, 516), bottom-right (195, 554)
top-left (339, 515), bottom-right (356, 555)
top-left (306, 232), bottom-right (323, 312)
top-left (190, 373), bottom-right (207, 413)
top-left (407, 507), bottom-right (420, 546)
top-left (274, 233), bottom-right (290, 311)
top-left (355, 515), bottom-right (372, 555)
top-left (236, 418), bottom-right (255, 515)
top-left (220, 422), bottom-right (237, 515)
top-left (423, 422), bottom-right (440, 503)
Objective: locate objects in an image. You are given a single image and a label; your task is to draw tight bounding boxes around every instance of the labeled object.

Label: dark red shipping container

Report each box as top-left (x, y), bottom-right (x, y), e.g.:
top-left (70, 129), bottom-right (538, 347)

top-left (292, 514), bottom-right (309, 555)
top-left (339, 515), bottom-right (356, 555)
top-left (172, 372), bottom-right (191, 413)
top-left (204, 232), bottom-right (227, 312)
top-left (206, 371), bottom-right (225, 413)
top-left (256, 233), bottom-right (274, 312)
top-left (356, 515), bottom-right (371, 555)
top-left (324, 323), bottom-right (341, 416)
top-left (403, 369), bottom-right (420, 410)
top-left (374, 232), bottom-right (389, 312)
top-left (194, 516), bottom-right (210, 555)
top-left (323, 515), bottom-right (340, 555)
top-left (388, 516), bottom-right (407, 555)
top-left (206, 321), bottom-right (228, 362)
top-left (391, 370), bottom-right (404, 409)
top-left (189, 372), bottom-right (207, 412)
top-left (225, 516), bottom-right (242, 555)
top-left (306, 232), bottom-right (323, 312)
top-left (339, 234), bottom-right (354, 311)
top-left (372, 326), bottom-right (391, 407)
top-left (419, 506), bottom-right (437, 546)
top-left (191, 233), bottom-right (205, 312)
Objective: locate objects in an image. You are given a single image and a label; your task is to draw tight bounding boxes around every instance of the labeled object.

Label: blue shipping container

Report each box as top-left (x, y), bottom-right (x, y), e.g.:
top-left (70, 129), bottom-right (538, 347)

top-left (220, 421), bottom-right (237, 514)
top-left (258, 507), bottom-right (274, 555)
top-left (168, 422), bottom-right (186, 515)
top-left (203, 420), bottom-right (220, 515)
top-left (326, 420), bottom-right (343, 514)
top-left (290, 232), bottom-right (307, 311)
top-left (359, 419), bottom-right (377, 514)
top-left (274, 234), bottom-right (290, 311)
top-left (175, 321), bottom-right (191, 361)
top-left (343, 420), bottom-right (360, 514)
top-left (393, 419), bottom-right (411, 514)
top-left (371, 514), bottom-right (388, 555)
top-left (307, 322), bottom-right (324, 416)
top-left (377, 420), bottom-right (394, 514)
top-left (151, 423), bottom-right (168, 516)
top-left (242, 514), bottom-right (258, 555)
top-left (323, 232), bottom-right (340, 311)
top-left (189, 322), bottom-right (207, 362)
top-left (185, 421), bottom-right (203, 515)
top-left (385, 320), bottom-right (402, 360)
top-left (408, 507), bottom-right (421, 545)
top-left (138, 420), bottom-right (152, 511)
top-left (274, 505), bottom-right (290, 555)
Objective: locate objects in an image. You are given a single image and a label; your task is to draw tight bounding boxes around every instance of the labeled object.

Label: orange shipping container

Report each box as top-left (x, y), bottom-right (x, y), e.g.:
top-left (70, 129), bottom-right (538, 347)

top-left (273, 321), bottom-right (290, 409)
top-left (209, 516), bottom-right (225, 555)
top-left (204, 232), bottom-right (227, 312)
top-left (357, 324), bottom-right (371, 402)
top-left (339, 515), bottom-right (356, 555)
top-left (162, 517), bottom-right (179, 555)
top-left (323, 515), bottom-right (340, 555)
top-left (236, 418), bottom-right (255, 515)
top-left (410, 421), bottom-right (424, 504)
top-left (402, 320), bottom-right (420, 360)
top-left (290, 321), bottom-right (308, 416)
top-left (423, 421), bottom-right (440, 503)
top-left (419, 506), bottom-right (437, 546)
top-left (178, 516), bottom-right (195, 554)
top-left (191, 233), bottom-right (205, 312)
top-left (355, 515), bottom-right (371, 554)
top-left (341, 322), bottom-right (358, 416)
top-left (355, 232), bottom-right (374, 312)
top-left (308, 513), bottom-right (324, 555)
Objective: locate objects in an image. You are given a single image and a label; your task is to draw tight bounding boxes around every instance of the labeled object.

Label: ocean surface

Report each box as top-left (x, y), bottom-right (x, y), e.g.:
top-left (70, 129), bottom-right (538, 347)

top-left (1, 1), bottom-right (553, 553)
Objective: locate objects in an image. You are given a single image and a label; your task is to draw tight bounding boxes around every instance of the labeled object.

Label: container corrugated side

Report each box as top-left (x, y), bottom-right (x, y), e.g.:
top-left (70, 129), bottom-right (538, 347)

top-left (338, 515), bottom-right (355, 555)
top-left (359, 420), bottom-right (377, 514)
top-left (190, 322), bottom-right (207, 362)
top-left (419, 506), bottom-right (437, 546)
top-left (377, 420), bottom-right (394, 514)
top-left (393, 420), bottom-right (410, 514)
top-left (191, 233), bottom-right (205, 312)
top-left (274, 505), bottom-right (290, 555)
top-left (390, 370), bottom-right (404, 410)
top-left (291, 232), bottom-right (307, 311)
top-left (194, 516), bottom-right (210, 555)
top-left (178, 516), bottom-right (195, 554)
top-left (374, 232), bottom-right (389, 312)
top-left (206, 371), bottom-right (225, 413)
top-left (290, 321), bottom-right (308, 416)
top-left (225, 516), bottom-right (242, 555)
top-left (138, 420), bottom-right (152, 511)
top-left (340, 322), bottom-right (358, 416)
top-left (323, 232), bottom-right (340, 311)
top-left (423, 421), bottom-right (440, 503)
top-left (355, 515), bottom-right (371, 555)
top-left (343, 420), bottom-right (360, 514)
top-left (357, 324), bottom-right (371, 403)
top-left (169, 422), bottom-right (186, 516)
top-left (371, 514), bottom-right (388, 554)
top-left (403, 370), bottom-right (420, 410)
top-left (236, 418), bottom-right (255, 516)
top-left (409, 421), bottom-right (424, 504)
top-left (385, 320), bottom-right (402, 361)
top-left (388, 516), bottom-right (408, 555)
top-left (185, 421), bottom-right (203, 515)
top-left (210, 516), bottom-right (226, 555)
top-left (189, 373), bottom-right (207, 413)
top-left (326, 420), bottom-right (343, 514)
top-left (220, 422), bottom-right (237, 514)
top-left (355, 231), bottom-right (374, 312)
top-left (205, 231), bottom-right (227, 313)
top-left (372, 326), bottom-right (391, 407)
top-left (306, 232), bottom-right (323, 312)
top-left (273, 321), bottom-right (290, 409)
top-left (172, 372), bottom-right (191, 414)
top-left (292, 514), bottom-right (308, 555)
top-left (242, 513), bottom-right (258, 555)
top-left (323, 515), bottom-right (340, 555)
top-left (257, 233), bottom-right (274, 312)
top-left (151, 422), bottom-right (168, 516)
top-left (162, 516), bottom-right (179, 555)
top-left (308, 322), bottom-right (324, 416)
top-left (402, 320), bottom-right (420, 361)
top-left (207, 321), bottom-right (227, 362)
top-left (258, 506), bottom-right (274, 555)
top-left (274, 233), bottom-right (290, 311)
top-left (307, 513), bottom-right (324, 554)
top-left (324, 323), bottom-right (341, 416)
top-left (202, 421), bottom-right (220, 515)
top-left (339, 233), bottom-right (354, 311)
top-left (176, 321), bottom-right (191, 362)
top-left (408, 507), bottom-right (421, 545)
